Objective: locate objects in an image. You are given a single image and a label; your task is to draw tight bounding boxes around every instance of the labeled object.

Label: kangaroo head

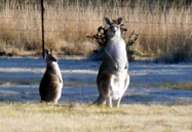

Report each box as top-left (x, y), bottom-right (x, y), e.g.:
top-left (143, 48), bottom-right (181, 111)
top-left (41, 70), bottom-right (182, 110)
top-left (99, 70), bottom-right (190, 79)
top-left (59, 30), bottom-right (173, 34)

top-left (104, 17), bottom-right (123, 39)
top-left (44, 49), bottom-right (57, 63)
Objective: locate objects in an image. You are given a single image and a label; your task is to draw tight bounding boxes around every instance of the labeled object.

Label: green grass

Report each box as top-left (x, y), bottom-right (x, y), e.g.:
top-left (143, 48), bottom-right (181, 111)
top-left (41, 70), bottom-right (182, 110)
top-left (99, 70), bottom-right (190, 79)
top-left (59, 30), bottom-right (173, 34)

top-left (0, 103), bottom-right (192, 132)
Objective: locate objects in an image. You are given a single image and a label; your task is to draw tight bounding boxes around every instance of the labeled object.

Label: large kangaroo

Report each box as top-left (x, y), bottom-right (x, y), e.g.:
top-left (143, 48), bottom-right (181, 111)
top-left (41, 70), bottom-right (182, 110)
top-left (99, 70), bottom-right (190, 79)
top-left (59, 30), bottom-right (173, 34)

top-left (95, 17), bottom-right (130, 108)
top-left (39, 49), bottom-right (63, 104)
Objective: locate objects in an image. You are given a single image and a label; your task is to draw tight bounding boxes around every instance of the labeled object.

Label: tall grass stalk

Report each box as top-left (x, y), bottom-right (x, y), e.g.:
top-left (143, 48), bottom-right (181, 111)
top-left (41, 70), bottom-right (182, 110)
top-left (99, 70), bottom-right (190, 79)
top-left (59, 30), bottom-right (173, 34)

top-left (0, 0), bottom-right (191, 61)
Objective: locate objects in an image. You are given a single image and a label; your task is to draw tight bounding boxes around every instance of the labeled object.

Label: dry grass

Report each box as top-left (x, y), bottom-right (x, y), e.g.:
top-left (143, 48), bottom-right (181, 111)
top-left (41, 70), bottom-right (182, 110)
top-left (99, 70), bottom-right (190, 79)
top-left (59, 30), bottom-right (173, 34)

top-left (0, 103), bottom-right (192, 132)
top-left (152, 82), bottom-right (192, 90)
top-left (0, 0), bottom-right (192, 61)
top-left (173, 83), bottom-right (192, 90)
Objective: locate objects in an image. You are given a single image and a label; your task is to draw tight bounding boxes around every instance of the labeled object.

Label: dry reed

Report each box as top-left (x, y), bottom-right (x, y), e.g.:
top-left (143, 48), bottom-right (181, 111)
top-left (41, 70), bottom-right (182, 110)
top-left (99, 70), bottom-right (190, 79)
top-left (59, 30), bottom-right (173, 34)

top-left (0, 0), bottom-right (191, 62)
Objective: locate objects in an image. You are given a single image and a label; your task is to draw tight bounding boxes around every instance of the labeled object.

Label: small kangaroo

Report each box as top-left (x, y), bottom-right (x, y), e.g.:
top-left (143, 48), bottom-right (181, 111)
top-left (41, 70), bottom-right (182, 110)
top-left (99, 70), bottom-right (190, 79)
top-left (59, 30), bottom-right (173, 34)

top-left (95, 17), bottom-right (130, 108)
top-left (39, 49), bottom-right (63, 104)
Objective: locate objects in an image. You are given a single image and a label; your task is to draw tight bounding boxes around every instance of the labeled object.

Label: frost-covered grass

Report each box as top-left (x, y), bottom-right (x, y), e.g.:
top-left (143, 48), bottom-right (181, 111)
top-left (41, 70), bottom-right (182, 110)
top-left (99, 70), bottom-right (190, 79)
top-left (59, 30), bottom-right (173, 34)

top-left (0, 58), bottom-right (192, 131)
top-left (0, 103), bottom-right (192, 132)
top-left (0, 58), bottom-right (192, 104)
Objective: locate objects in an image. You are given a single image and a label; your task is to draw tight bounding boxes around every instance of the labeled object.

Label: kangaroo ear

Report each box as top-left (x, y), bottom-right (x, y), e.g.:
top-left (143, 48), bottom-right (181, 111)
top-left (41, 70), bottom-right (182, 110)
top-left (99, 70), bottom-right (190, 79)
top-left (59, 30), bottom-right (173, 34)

top-left (117, 17), bottom-right (123, 25)
top-left (104, 17), bottom-right (112, 26)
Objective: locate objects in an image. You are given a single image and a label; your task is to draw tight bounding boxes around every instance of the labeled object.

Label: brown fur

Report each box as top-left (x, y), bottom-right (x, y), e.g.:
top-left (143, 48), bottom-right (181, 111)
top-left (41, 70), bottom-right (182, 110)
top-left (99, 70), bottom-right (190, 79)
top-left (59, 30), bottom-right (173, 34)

top-left (95, 63), bottom-right (111, 105)
top-left (39, 50), bottom-right (63, 103)
top-left (39, 64), bottom-right (62, 102)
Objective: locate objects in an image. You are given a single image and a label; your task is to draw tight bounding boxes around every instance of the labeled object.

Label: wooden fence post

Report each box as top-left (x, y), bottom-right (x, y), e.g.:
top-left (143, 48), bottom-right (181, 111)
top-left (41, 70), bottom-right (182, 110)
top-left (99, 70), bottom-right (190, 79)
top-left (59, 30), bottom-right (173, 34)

top-left (41, 0), bottom-right (45, 58)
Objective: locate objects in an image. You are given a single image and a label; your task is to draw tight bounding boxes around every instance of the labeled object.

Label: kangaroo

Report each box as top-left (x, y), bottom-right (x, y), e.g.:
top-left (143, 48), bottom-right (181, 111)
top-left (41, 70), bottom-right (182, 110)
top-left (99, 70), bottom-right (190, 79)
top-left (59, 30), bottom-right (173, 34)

top-left (39, 49), bottom-right (63, 104)
top-left (95, 17), bottom-right (130, 108)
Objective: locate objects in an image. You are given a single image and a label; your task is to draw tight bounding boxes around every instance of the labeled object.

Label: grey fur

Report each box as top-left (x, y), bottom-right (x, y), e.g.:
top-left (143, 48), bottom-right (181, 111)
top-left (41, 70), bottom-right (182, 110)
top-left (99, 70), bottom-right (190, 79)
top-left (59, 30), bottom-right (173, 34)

top-left (95, 17), bottom-right (130, 108)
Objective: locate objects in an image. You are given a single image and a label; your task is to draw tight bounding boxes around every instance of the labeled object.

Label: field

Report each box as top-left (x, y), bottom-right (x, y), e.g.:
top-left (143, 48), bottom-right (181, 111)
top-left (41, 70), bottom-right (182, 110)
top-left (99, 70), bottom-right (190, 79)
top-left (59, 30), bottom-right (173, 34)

top-left (0, 0), bottom-right (192, 131)
top-left (0, 57), bottom-right (192, 131)
top-left (0, 103), bottom-right (192, 132)
top-left (0, 0), bottom-right (192, 62)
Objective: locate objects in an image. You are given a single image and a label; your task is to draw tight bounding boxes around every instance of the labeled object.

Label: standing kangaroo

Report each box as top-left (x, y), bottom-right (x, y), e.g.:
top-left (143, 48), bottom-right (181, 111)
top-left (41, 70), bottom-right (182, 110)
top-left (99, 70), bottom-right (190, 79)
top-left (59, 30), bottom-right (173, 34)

top-left (39, 49), bottom-right (63, 104)
top-left (95, 17), bottom-right (130, 108)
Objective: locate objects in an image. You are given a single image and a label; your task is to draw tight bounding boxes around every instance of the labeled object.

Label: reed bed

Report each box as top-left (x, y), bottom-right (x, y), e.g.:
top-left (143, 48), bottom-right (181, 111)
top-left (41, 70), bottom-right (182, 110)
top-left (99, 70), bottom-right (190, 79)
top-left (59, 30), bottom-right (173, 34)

top-left (0, 0), bottom-right (191, 62)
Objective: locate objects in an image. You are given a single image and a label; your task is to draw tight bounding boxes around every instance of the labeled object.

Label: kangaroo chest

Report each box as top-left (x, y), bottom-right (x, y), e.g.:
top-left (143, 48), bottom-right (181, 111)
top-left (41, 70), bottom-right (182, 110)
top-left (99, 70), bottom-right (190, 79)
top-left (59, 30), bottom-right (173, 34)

top-left (105, 38), bottom-right (128, 71)
top-left (47, 62), bottom-right (63, 83)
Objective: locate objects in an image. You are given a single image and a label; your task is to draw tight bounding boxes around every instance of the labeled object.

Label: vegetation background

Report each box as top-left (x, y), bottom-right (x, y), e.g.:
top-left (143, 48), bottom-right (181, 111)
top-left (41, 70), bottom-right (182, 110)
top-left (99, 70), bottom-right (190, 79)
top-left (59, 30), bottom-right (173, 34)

top-left (0, 0), bottom-right (192, 62)
top-left (0, 1), bottom-right (192, 131)
top-left (0, 103), bottom-right (192, 132)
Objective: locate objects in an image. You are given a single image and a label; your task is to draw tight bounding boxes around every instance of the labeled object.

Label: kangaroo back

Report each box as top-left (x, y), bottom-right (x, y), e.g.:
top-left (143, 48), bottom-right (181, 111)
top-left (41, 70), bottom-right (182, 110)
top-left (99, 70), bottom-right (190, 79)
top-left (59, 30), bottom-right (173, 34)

top-left (39, 49), bottom-right (63, 103)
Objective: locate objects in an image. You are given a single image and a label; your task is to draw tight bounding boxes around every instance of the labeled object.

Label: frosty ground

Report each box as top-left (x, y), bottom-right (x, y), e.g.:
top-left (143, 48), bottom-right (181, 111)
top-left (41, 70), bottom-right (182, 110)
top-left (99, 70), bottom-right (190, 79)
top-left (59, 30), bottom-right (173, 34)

top-left (0, 57), bottom-right (192, 105)
top-left (0, 57), bottom-right (192, 132)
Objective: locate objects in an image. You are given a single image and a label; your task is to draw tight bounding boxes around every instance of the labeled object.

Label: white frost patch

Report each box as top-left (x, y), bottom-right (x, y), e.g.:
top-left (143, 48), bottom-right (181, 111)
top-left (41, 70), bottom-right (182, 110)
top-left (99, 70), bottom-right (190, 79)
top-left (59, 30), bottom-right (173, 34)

top-left (0, 82), bottom-right (15, 87)
top-left (131, 69), bottom-right (186, 76)
top-left (62, 69), bottom-right (97, 75)
top-left (0, 68), bottom-right (97, 75)
top-left (0, 68), bottom-right (43, 73)
top-left (0, 90), bottom-right (19, 95)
